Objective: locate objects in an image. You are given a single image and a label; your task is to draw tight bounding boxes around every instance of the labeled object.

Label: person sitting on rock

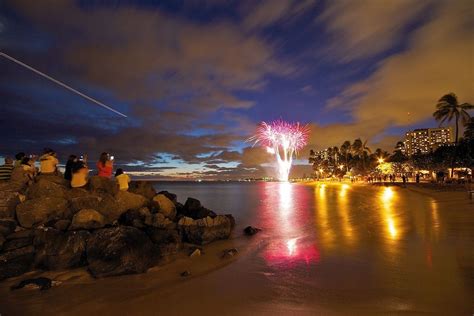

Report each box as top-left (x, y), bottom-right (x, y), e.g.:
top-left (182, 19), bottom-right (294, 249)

top-left (0, 157), bottom-right (14, 181)
top-left (71, 160), bottom-right (89, 188)
top-left (64, 154), bottom-right (78, 181)
top-left (14, 152), bottom-right (25, 167)
top-left (97, 152), bottom-right (114, 178)
top-left (39, 148), bottom-right (59, 175)
top-left (115, 168), bottom-right (131, 191)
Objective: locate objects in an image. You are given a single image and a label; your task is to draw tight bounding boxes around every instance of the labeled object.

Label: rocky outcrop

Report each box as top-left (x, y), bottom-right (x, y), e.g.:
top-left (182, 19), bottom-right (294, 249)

top-left (16, 197), bottom-right (70, 228)
top-left (115, 191), bottom-right (148, 216)
top-left (129, 181), bottom-right (156, 200)
top-left (33, 228), bottom-right (89, 270)
top-left (89, 176), bottom-right (118, 196)
top-left (0, 245), bottom-right (34, 280)
top-left (181, 197), bottom-right (215, 219)
top-left (70, 209), bottom-right (106, 230)
top-left (0, 190), bottom-right (21, 218)
top-left (178, 215), bottom-right (234, 245)
top-left (0, 175), bottom-right (235, 280)
top-left (152, 194), bottom-right (177, 220)
top-left (27, 177), bottom-right (68, 200)
top-left (87, 226), bottom-right (157, 278)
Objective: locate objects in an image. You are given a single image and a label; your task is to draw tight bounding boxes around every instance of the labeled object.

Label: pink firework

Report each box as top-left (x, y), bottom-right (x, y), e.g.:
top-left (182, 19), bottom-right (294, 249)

top-left (250, 120), bottom-right (309, 181)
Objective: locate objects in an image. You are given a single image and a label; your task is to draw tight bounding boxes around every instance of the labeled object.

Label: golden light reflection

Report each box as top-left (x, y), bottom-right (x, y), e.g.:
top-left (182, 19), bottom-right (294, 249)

top-left (380, 187), bottom-right (398, 240)
top-left (337, 184), bottom-right (355, 244)
top-left (430, 199), bottom-right (440, 238)
top-left (314, 184), bottom-right (334, 249)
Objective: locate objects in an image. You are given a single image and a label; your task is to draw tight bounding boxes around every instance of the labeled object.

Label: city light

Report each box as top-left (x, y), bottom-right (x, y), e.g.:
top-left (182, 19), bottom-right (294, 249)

top-left (250, 120), bottom-right (309, 181)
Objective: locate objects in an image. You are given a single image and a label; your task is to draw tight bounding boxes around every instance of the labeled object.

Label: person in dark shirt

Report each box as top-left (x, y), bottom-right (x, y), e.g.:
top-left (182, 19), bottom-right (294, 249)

top-left (64, 155), bottom-right (78, 181)
top-left (0, 157), bottom-right (14, 181)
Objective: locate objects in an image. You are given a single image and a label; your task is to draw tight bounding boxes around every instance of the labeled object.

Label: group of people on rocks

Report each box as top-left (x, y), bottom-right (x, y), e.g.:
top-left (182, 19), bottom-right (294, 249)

top-left (0, 149), bottom-right (131, 191)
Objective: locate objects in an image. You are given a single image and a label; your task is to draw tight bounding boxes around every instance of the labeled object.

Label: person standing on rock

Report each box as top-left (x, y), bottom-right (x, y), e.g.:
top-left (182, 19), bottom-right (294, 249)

top-left (39, 148), bottom-right (59, 175)
top-left (97, 152), bottom-right (114, 178)
top-left (0, 157), bottom-right (14, 181)
top-left (71, 160), bottom-right (89, 188)
top-left (115, 168), bottom-right (130, 191)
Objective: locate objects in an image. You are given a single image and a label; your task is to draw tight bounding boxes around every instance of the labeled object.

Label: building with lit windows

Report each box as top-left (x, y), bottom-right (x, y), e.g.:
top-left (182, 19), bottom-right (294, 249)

top-left (404, 127), bottom-right (453, 156)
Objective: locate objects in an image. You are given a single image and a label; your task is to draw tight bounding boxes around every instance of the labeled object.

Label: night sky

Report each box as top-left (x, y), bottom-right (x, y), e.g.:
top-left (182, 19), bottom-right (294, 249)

top-left (0, 0), bottom-right (472, 179)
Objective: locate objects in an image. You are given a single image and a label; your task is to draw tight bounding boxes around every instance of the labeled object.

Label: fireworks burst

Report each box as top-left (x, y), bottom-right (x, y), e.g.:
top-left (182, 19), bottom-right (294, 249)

top-left (249, 120), bottom-right (309, 181)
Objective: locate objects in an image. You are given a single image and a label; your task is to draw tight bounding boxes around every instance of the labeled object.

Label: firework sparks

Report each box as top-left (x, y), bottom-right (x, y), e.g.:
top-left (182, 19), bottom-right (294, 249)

top-left (249, 120), bottom-right (309, 181)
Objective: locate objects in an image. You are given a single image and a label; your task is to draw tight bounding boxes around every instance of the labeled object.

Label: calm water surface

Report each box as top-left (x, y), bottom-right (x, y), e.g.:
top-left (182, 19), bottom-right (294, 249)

top-left (155, 181), bottom-right (474, 314)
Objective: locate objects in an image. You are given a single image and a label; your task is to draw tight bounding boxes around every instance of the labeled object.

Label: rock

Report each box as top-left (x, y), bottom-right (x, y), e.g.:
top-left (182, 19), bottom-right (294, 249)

top-left (178, 215), bottom-right (233, 245)
top-left (87, 226), bottom-right (157, 278)
top-left (115, 191), bottom-right (148, 215)
top-left (180, 270), bottom-right (191, 277)
top-left (35, 174), bottom-right (69, 187)
top-left (152, 194), bottom-right (177, 220)
top-left (146, 213), bottom-right (176, 229)
top-left (6, 229), bottom-right (33, 240)
top-left (16, 197), bottom-right (70, 228)
top-left (189, 248), bottom-right (201, 257)
top-left (145, 227), bottom-right (181, 245)
top-left (129, 181), bottom-right (156, 200)
top-left (33, 228), bottom-right (90, 270)
top-left (68, 188), bottom-right (91, 199)
top-left (70, 209), bottom-right (106, 230)
top-left (54, 219), bottom-right (71, 231)
top-left (226, 214), bottom-right (236, 229)
top-left (0, 219), bottom-right (17, 236)
top-left (0, 190), bottom-right (21, 218)
top-left (181, 197), bottom-right (213, 219)
top-left (0, 245), bottom-right (34, 280)
top-left (11, 277), bottom-right (55, 291)
top-left (157, 191), bottom-right (177, 203)
top-left (89, 176), bottom-right (119, 196)
top-left (0, 234), bottom-right (5, 250)
top-left (118, 207), bottom-right (152, 228)
top-left (96, 194), bottom-right (121, 222)
top-left (222, 248), bottom-right (238, 258)
top-left (2, 237), bottom-right (33, 252)
top-left (243, 226), bottom-right (261, 236)
top-left (27, 178), bottom-right (68, 200)
top-left (69, 195), bottom-right (101, 213)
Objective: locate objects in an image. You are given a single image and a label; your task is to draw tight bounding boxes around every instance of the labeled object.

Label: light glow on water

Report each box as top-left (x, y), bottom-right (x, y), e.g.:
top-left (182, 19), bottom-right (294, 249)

top-left (381, 187), bottom-right (398, 240)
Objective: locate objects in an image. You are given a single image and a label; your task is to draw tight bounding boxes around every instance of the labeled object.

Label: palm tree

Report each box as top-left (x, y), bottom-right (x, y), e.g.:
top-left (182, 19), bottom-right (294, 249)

top-left (433, 93), bottom-right (473, 144)
top-left (340, 141), bottom-right (351, 172)
top-left (352, 139), bottom-right (371, 172)
top-left (464, 117), bottom-right (474, 140)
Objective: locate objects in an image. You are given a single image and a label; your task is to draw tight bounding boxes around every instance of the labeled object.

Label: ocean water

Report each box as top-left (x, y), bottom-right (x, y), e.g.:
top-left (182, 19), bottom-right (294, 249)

top-left (153, 181), bottom-right (474, 314)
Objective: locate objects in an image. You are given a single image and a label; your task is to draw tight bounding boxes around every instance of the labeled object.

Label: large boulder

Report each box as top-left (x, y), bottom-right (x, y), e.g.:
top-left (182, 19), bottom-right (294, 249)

top-left (16, 197), bottom-right (70, 228)
top-left (157, 191), bottom-right (177, 203)
top-left (33, 228), bottom-right (90, 270)
top-left (152, 194), bottom-right (177, 220)
top-left (178, 215), bottom-right (234, 245)
top-left (181, 197), bottom-right (214, 219)
top-left (0, 219), bottom-right (17, 236)
top-left (27, 177), bottom-right (68, 200)
top-left (129, 181), bottom-right (156, 200)
top-left (1, 236), bottom-right (33, 252)
top-left (0, 245), bottom-right (34, 280)
top-left (35, 174), bottom-right (69, 186)
top-left (145, 213), bottom-right (176, 229)
top-left (89, 176), bottom-right (119, 196)
top-left (70, 209), bottom-right (106, 230)
top-left (118, 207), bottom-right (152, 228)
top-left (96, 194), bottom-right (121, 222)
top-left (115, 191), bottom-right (148, 215)
top-left (0, 190), bottom-right (21, 218)
top-left (145, 227), bottom-right (181, 260)
top-left (87, 226), bottom-right (157, 278)
top-left (69, 194), bottom-right (102, 213)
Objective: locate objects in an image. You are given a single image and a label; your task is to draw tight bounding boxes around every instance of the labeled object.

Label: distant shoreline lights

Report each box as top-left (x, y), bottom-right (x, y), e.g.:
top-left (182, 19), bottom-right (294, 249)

top-left (249, 120), bottom-right (309, 182)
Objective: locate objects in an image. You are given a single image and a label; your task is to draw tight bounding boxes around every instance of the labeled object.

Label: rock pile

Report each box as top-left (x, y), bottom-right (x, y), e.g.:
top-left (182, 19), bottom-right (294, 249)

top-left (0, 175), bottom-right (235, 280)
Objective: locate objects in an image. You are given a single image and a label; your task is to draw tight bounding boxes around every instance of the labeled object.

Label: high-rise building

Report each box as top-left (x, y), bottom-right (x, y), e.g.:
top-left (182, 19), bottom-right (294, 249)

top-left (404, 127), bottom-right (453, 156)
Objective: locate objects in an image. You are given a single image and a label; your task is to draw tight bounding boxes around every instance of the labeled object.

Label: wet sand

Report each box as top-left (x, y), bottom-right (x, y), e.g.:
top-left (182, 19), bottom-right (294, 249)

top-left (0, 182), bottom-right (473, 315)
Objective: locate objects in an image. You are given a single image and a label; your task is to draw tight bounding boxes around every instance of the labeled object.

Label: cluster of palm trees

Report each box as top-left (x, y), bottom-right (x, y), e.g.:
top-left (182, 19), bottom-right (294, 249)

top-left (309, 92), bottom-right (473, 178)
top-left (309, 139), bottom-right (389, 177)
